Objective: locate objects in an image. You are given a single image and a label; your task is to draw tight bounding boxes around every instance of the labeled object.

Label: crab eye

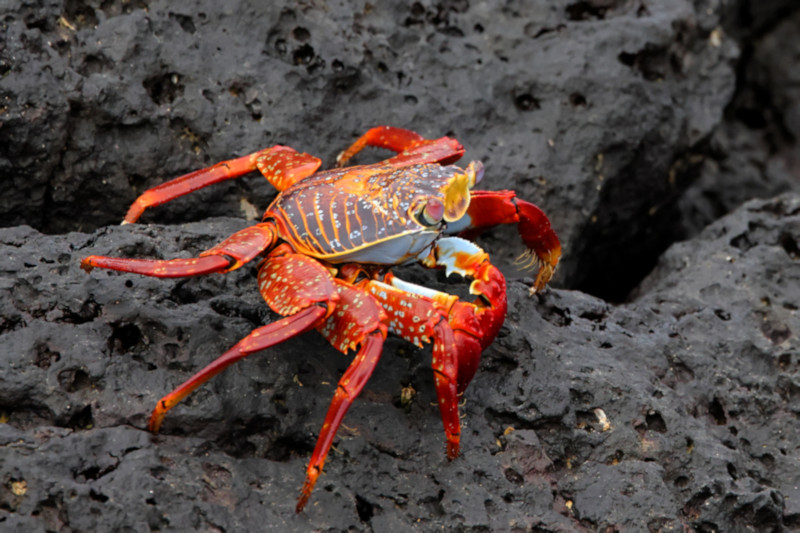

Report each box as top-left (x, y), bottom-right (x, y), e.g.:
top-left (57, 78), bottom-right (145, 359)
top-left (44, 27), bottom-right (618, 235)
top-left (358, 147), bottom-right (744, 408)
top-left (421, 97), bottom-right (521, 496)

top-left (417, 197), bottom-right (444, 226)
top-left (467, 160), bottom-right (484, 186)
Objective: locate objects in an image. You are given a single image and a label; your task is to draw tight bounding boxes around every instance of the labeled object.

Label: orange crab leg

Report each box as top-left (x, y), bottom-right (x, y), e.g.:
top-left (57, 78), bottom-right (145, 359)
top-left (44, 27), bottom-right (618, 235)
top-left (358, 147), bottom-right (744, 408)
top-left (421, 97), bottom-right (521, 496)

top-left (127, 246), bottom-right (341, 431)
top-left (124, 146), bottom-right (321, 223)
top-left (149, 304), bottom-right (328, 432)
top-left (447, 190), bottom-right (562, 292)
top-left (297, 280), bottom-right (388, 512)
top-left (140, 245), bottom-right (389, 514)
top-left (80, 253), bottom-right (232, 278)
top-left (336, 126), bottom-right (465, 167)
top-left (297, 332), bottom-right (384, 512)
top-left (81, 223), bottom-right (277, 277)
top-left (147, 247), bottom-right (341, 431)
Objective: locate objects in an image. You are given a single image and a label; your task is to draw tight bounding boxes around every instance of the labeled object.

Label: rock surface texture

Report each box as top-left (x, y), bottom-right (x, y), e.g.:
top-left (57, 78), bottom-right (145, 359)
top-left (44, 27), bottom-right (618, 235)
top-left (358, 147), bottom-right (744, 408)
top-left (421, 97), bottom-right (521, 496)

top-left (1, 1), bottom-right (799, 531)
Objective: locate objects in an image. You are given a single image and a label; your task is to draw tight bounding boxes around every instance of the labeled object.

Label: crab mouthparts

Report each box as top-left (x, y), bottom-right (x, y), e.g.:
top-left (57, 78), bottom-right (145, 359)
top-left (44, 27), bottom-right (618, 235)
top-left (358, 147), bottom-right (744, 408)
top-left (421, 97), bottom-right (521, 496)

top-left (442, 161), bottom-right (482, 222)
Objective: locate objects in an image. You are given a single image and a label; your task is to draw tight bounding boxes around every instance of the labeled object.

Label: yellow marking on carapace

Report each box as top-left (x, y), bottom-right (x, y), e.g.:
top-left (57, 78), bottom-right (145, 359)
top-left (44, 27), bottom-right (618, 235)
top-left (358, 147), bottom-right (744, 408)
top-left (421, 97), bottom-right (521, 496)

top-left (312, 194), bottom-right (332, 250)
top-left (326, 197), bottom-right (342, 250)
top-left (369, 202), bottom-right (381, 241)
top-left (352, 201), bottom-right (365, 245)
top-left (342, 199), bottom-right (354, 249)
top-left (275, 204), bottom-right (308, 251)
top-left (293, 195), bottom-right (326, 254)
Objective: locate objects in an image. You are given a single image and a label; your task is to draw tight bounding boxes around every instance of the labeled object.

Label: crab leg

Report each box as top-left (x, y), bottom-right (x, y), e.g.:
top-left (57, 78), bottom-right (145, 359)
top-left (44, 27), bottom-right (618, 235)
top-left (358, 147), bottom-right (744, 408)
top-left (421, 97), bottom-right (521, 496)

top-left (363, 278), bottom-right (463, 459)
top-left (81, 222), bottom-right (277, 277)
top-left (337, 126), bottom-right (465, 167)
top-left (297, 280), bottom-right (388, 512)
top-left (446, 190), bottom-right (562, 292)
top-left (142, 246), bottom-right (341, 431)
top-left (356, 239), bottom-right (507, 460)
top-left (123, 146), bottom-right (321, 223)
top-left (148, 305), bottom-right (327, 432)
top-left (142, 246), bottom-right (382, 514)
top-left (146, 246), bottom-right (342, 429)
top-left (255, 250), bottom-right (391, 512)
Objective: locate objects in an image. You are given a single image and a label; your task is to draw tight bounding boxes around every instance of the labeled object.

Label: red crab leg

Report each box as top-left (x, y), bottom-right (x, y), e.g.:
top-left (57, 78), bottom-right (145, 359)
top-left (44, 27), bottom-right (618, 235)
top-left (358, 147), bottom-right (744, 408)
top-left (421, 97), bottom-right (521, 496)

top-left (149, 247), bottom-right (342, 431)
top-left (81, 222), bottom-right (277, 277)
top-left (447, 190), bottom-right (561, 292)
top-left (363, 278), bottom-right (463, 459)
top-left (360, 239), bottom-right (508, 459)
top-left (297, 280), bottom-right (388, 513)
top-left (143, 247), bottom-right (340, 429)
top-left (149, 305), bottom-right (327, 432)
top-left (123, 146), bottom-right (321, 223)
top-left (336, 126), bottom-right (465, 167)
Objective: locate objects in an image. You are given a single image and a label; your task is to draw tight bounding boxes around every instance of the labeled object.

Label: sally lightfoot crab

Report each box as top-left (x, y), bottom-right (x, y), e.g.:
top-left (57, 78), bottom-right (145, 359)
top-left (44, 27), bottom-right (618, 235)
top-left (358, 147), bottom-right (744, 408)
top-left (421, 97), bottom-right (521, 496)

top-left (81, 126), bottom-right (561, 512)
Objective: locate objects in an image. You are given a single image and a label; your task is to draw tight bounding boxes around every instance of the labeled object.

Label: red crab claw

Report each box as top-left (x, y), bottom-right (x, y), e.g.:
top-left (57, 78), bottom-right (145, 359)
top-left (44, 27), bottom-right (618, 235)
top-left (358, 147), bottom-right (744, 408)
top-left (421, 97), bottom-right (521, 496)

top-left (421, 237), bottom-right (507, 389)
top-left (447, 190), bottom-right (561, 293)
top-left (363, 237), bottom-right (507, 459)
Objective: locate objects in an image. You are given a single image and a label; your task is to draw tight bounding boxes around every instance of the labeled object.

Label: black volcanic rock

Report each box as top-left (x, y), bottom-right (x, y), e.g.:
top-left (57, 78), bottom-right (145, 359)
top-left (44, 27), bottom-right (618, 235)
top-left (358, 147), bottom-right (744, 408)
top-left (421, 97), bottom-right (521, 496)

top-left (1, 1), bottom-right (799, 531)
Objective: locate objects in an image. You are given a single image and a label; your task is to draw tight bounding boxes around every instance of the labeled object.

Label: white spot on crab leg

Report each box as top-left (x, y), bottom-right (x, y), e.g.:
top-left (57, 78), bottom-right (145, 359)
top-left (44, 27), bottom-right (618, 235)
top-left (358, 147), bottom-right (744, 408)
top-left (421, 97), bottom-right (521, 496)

top-left (388, 276), bottom-right (448, 300)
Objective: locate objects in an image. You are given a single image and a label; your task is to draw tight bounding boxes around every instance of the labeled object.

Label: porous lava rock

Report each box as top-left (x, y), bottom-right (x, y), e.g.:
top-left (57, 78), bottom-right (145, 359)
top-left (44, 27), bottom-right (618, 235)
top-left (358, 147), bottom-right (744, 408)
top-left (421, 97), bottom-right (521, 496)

top-left (1, 1), bottom-right (799, 531)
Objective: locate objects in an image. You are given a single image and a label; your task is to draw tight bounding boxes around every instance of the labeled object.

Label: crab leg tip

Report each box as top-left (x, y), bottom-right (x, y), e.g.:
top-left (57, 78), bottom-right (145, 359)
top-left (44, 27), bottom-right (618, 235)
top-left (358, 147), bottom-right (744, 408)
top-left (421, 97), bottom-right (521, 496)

top-left (296, 475), bottom-right (317, 513)
top-left (79, 258), bottom-right (94, 273)
top-left (148, 410), bottom-right (164, 433)
top-left (447, 436), bottom-right (460, 460)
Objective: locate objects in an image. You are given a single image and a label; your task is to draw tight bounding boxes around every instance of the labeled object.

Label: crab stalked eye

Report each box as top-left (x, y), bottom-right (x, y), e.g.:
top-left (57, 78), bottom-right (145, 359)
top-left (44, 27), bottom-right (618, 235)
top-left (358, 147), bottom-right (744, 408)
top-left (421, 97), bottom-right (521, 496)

top-left (423, 197), bottom-right (445, 224)
top-left (414, 197), bottom-right (445, 226)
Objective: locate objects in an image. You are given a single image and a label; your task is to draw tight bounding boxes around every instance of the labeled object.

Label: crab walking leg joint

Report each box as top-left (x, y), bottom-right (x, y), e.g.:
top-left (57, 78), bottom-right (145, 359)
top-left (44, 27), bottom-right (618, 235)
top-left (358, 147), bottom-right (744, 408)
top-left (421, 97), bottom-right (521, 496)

top-left (81, 126), bottom-right (561, 511)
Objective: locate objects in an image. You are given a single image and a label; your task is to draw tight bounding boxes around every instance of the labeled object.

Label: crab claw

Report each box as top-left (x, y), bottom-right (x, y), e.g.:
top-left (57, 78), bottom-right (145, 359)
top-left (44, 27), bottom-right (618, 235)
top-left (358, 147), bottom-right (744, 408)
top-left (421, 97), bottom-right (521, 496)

top-left (366, 242), bottom-right (506, 462)
top-left (513, 199), bottom-right (561, 291)
top-left (446, 189), bottom-right (561, 293)
top-left (416, 236), bottom-right (508, 392)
